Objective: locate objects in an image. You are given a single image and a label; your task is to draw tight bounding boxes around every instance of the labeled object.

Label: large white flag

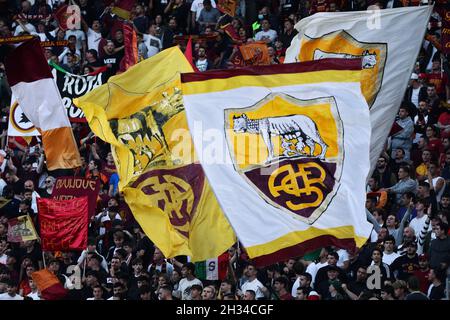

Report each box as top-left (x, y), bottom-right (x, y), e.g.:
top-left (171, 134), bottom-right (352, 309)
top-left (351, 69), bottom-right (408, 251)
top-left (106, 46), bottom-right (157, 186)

top-left (7, 95), bottom-right (40, 137)
top-left (182, 60), bottom-right (373, 265)
top-left (285, 6), bottom-right (433, 174)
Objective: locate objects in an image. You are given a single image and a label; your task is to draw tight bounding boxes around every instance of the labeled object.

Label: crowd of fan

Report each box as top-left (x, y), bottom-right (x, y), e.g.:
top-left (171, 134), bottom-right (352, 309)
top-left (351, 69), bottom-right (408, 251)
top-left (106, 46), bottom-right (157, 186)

top-left (0, 0), bottom-right (449, 300)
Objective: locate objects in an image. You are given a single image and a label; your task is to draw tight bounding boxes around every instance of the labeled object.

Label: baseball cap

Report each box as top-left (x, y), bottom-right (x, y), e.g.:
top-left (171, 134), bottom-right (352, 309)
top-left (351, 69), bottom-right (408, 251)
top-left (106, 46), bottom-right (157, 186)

top-left (307, 291), bottom-right (320, 300)
top-left (410, 73), bottom-right (419, 80)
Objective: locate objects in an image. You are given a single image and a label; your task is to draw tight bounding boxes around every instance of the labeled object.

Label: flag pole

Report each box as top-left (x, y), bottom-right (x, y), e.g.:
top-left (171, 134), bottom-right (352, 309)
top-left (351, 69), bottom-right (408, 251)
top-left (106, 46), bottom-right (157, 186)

top-left (42, 251), bottom-right (46, 269)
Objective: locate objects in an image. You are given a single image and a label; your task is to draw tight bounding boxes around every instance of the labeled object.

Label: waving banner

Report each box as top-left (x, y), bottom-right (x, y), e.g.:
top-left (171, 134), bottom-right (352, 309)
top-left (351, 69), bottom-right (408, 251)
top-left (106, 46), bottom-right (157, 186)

top-left (74, 47), bottom-right (236, 261)
top-left (285, 6), bottom-right (433, 175)
top-left (7, 215), bottom-right (38, 243)
top-left (52, 176), bottom-right (100, 218)
top-left (182, 60), bottom-right (373, 266)
top-left (8, 95), bottom-right (40, 137)
top-left (50, 63), bottom-right (108, 122)
top-left (38, 196), bottom-right (88, 251)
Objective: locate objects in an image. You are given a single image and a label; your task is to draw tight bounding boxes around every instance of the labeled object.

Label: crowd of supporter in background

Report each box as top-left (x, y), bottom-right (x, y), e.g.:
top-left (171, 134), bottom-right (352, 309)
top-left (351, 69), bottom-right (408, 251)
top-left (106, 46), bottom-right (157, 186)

top-left (0, 0), bottom-right (449, 300)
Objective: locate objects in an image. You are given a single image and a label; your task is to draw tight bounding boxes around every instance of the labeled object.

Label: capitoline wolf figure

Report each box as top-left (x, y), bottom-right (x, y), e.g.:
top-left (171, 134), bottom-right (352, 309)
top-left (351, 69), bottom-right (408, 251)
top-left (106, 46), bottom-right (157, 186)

top-left (232, 113), bottom-right (328, 163)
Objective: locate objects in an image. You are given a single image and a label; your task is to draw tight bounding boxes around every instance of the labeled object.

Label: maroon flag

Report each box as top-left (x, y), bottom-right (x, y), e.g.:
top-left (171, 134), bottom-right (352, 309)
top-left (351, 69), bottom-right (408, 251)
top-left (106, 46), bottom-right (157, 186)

top-left (442, 6), bottom-right (450, 54)
top-left (54, 5), bottom-right (70, 31)
top-left (52, 176), bottom-right (100, 218)
top-left (38, 197), bottom-right (88, 251)
top-left (221, 23), bottom-right (241, 43)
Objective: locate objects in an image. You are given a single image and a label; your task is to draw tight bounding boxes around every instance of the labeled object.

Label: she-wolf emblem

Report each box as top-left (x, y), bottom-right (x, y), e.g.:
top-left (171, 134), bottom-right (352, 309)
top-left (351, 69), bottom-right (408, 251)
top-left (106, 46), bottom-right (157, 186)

top-left (233, 113), bottom-right (328, 163)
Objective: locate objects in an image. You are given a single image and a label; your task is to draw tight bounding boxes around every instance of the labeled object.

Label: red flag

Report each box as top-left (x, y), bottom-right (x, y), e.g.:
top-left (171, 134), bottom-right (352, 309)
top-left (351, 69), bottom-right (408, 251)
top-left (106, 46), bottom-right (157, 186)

top-left (32, 269), bottom-right (68, 300)
top-left (185, 36), bottom-right (199, 72)
top-left (38, 196), bottom-right (88, 251)
top-left (119, 23), bottom-right (138, 72)
top-left (112, 0), bottom-right (135, 20)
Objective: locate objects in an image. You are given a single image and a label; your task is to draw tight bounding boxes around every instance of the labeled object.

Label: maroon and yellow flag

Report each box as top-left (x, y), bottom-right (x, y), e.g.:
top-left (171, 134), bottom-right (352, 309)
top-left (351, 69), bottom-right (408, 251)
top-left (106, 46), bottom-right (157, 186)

top-left (74, 47), bottom-right (236, 261)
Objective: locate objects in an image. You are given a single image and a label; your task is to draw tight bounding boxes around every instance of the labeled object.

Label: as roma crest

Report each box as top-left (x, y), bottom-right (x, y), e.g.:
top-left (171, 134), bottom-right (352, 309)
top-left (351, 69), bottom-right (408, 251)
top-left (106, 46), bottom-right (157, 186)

top-left (225, 93), bottom-right (344, 224)
top-left (298, 30), bottom-right (387, 107)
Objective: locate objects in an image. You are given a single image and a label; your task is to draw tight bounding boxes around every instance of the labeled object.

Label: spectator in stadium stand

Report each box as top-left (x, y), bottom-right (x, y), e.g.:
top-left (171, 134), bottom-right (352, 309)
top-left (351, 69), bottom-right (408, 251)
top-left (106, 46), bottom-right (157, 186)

top-left (372, 155), bottom-right (397, 189)
top-left (158, 285), bottom-right (174, 300)
top-left (413, 253), bottom-right (431, 294)
top-left (428, 221), bottom-right (450, 269)
top-left (272, 276), bottom-right (294, 300)
top-left (202, 285), bottom-right (217, 300)
top-left (177, 262), bottom-right (203, 300)
top-left (405, 73), bottom-right (428, 110)
top-left (390, 241), bottom-right (420, 281)
top-left (243, 289), bottom-right (256, 301)
top-left (382, 235), bottom-right (401, 266)
top-left (427, 267), bottom-right (446, 300)
top-left (254, 19), bottom-right (278, 45)
top-left (390, 106), bottom-right (414, 161)
top-left (189, 284), bottom-right (203, 300)
top-left (381, 166), bottom-right (417, 205)
top-left (380, 284), bottom-right (395, 300)
top-left (278, 18), bottom-right (298, 49)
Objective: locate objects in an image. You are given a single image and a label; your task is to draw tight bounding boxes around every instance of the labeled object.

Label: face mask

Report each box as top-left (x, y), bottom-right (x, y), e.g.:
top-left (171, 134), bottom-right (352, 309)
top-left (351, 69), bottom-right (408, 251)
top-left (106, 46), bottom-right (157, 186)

top-left (258, 14), bottom-right (264, 20)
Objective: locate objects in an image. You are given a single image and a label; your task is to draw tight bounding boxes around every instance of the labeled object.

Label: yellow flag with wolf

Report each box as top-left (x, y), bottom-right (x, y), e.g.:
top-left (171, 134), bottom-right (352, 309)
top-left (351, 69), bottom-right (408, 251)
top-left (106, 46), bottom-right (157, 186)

top-left (74, 47), bottom-right (235, 261)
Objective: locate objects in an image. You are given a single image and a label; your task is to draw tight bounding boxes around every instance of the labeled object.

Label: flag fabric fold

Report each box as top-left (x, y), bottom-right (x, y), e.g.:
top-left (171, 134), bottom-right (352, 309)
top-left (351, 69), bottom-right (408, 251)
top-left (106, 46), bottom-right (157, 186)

top-left (5, 38), bottom-right (81, 170)
top-left (74, 47), bottom-right (236, 261)
top-left (285, 6), bottom-right (433, 174)
top-left (182, 60), bottom-right (373, 266)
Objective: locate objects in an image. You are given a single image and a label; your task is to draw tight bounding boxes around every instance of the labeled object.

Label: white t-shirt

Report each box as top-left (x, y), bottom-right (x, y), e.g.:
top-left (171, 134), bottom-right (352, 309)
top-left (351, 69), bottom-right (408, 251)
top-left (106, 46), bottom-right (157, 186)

top-left (14, 23), bottom-right (36, 36)
top-left (336, 249), bottom-right (349, 268)
top-left (191, 0), bottom-right (217, 21)
top-left (241, 278), bottom-right (265, 299)
top-left (31, 190), bottom-right (40, 213)
top-left (65, 29), bottom-right (86, 51)
top-left (0, 178), bottom-right (6, 196)
top-left (291, 276), bottom-right (300, 297)
top-left (0, 293), bottom-right (24, 300)
top-left (255, 29), bottom-right (278, 43)
top-left (0, 253), bottom-right (7, 265)
top-left (196, 58), bottom-right (209, 72)
top-left (87, 28), bottom-right (102, 53)
top-left (425, 177), bottom-right (445, 202)
top-left (382, 251), bottom-right (400, 265)
top-left (27, 291), bottom-right (41, 300)
top-left (178, 277), bottom-right (203, 300)
top-left (411, 87), bottom-right (421, 108)
top-left (306, 261), bottom-right (328, 286)
top-left (143, 34), bottom-right (162, 58)
top-left (409, 215), bottom-right (430, 240)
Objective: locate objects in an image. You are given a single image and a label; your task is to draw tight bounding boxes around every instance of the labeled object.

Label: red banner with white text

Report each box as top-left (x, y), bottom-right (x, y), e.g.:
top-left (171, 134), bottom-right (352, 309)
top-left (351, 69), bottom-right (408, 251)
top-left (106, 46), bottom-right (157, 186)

top-left (38, 197), bottom-right (88, 251)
